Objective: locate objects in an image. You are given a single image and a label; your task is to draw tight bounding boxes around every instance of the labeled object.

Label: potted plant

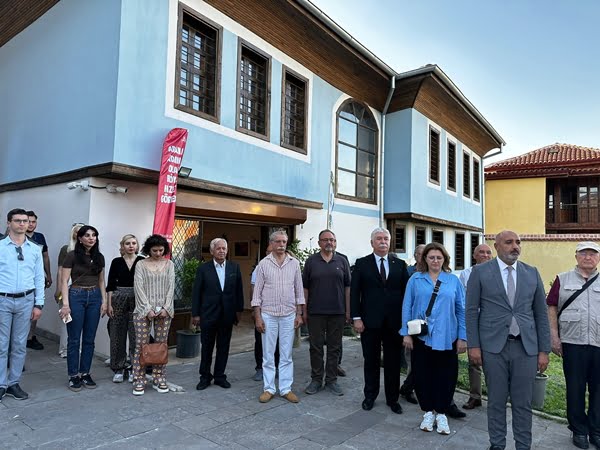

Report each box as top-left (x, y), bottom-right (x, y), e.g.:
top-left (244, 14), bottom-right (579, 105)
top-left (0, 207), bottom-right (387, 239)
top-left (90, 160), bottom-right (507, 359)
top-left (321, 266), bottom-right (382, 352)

top-left (175, 258), bottom-right (202, 358)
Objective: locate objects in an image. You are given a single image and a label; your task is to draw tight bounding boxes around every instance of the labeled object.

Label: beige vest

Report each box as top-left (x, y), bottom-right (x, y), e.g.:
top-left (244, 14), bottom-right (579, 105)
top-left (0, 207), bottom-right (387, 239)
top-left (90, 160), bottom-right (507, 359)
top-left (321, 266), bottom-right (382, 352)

top-left (557, 268), bottom-right (600, 347)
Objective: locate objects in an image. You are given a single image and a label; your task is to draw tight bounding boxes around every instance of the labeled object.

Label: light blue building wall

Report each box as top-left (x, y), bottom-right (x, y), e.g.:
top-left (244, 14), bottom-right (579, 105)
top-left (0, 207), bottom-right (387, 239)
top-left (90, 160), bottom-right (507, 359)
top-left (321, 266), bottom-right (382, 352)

top-left (0, 0), bottom-right (122, 184)
top-left (384, 109), bottom-right (483, 229)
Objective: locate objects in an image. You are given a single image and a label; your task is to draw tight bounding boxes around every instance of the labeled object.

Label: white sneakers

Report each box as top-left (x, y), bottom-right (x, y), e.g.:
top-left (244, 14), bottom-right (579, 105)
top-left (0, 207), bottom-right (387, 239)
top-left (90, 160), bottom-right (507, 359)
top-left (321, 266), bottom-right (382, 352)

top-left (435, 413), bottom-right (450, 435)
top-left (420, 411), bottom-right (435, 432)
top-left (112, 372), bottom-right (124, 383)
top-left (419, 411), bottom-right (450, 435)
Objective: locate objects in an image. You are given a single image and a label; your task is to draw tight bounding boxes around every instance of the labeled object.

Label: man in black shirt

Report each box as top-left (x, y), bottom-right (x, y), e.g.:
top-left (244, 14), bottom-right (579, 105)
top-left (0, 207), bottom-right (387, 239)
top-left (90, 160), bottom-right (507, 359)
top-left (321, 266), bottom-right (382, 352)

top-left (303, 229), bottom-right (351, 396)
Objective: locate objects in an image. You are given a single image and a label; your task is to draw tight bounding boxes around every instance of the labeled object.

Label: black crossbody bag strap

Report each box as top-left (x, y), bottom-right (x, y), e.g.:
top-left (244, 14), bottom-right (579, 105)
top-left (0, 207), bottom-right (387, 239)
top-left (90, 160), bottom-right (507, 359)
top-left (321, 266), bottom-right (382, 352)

top-left (558, 273), bottom-right (599, 318)
top-left (425, 280), bottom-right (442, 318)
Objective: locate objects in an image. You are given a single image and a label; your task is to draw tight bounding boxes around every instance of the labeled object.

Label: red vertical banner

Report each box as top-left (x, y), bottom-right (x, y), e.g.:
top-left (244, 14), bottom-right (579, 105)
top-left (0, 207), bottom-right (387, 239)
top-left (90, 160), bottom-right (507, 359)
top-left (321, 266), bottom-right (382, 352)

top-left (152, 128), bottom-right (189, 244)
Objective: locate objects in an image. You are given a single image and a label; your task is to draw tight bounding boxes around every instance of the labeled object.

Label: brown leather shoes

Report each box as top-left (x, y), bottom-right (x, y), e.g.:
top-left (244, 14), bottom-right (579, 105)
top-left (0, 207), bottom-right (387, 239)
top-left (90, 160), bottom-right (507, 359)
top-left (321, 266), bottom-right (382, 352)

top-left (282, 391), bottom-right (299, 403)
top-left (259, 391), bottom-right (274, 403)
top-left (462, 397), bottom-right (482, 410)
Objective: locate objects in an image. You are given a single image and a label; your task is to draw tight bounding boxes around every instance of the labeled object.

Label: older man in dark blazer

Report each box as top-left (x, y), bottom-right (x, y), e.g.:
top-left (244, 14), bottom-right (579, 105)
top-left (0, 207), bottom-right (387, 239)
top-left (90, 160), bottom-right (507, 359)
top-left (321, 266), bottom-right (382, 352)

top-left (351, 227), bottom-right (409, 414)
top-left (192, 238), bottom-right (244, 390)
top-left (466, 230), bottom-right (550, 450)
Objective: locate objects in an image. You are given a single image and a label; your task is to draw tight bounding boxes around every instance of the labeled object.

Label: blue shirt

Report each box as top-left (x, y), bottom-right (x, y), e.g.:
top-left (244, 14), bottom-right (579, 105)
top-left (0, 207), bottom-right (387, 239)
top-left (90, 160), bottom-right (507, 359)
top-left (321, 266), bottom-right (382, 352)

top-left (0, 235), bottom-right (45, 305)
top-left (400, 271), bottom-right (466, 350)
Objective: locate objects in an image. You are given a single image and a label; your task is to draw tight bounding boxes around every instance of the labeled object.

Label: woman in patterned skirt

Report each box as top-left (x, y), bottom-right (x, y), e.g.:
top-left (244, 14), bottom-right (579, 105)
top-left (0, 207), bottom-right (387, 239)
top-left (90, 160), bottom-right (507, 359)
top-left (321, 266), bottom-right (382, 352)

top-left (106, 234), bottom-right (144, 383)
top-left (132, 234), bottom-right (175, 395)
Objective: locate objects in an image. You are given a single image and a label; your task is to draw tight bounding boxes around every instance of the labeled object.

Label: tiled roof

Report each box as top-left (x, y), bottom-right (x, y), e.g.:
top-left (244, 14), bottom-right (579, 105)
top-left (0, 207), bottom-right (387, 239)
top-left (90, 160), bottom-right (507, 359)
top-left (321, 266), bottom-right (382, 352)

top-left (485, 143), bottom-right (600, 179)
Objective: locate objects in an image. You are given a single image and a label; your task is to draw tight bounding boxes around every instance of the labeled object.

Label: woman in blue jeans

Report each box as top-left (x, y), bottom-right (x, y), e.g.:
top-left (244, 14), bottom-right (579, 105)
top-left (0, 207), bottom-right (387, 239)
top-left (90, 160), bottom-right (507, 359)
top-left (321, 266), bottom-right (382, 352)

top-left (59, 225), bottom-right (107, 391)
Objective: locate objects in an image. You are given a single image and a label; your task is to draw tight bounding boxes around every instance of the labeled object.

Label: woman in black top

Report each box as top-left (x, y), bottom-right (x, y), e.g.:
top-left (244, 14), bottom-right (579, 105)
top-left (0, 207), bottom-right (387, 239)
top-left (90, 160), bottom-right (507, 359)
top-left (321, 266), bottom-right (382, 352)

top-left (59, 225), bottom-right (107, 391)
top-left (106, 234), bottom-right (144, 383)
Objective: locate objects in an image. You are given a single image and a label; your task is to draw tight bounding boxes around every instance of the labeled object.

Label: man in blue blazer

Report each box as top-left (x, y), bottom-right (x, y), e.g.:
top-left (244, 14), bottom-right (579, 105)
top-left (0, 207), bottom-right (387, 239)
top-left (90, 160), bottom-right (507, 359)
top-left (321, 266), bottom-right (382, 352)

top-left (466, 230), bottom-right (550, 450)
top-left (192, 238), bottom-right (244, 390)
top-left (350, 227), bottom-right (409, 414)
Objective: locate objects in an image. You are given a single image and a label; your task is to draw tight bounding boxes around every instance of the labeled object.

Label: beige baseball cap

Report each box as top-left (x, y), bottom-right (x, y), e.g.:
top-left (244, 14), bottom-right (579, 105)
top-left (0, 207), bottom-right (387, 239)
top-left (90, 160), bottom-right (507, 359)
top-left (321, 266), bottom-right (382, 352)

top-left (576, 241), bottom-right (600, 253)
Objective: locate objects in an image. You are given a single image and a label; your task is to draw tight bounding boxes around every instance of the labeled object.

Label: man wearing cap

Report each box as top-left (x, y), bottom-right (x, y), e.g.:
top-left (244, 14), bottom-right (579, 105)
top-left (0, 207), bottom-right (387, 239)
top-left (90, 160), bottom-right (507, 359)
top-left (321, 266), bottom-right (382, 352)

top-left (547, 241), bottom-right (600, 449)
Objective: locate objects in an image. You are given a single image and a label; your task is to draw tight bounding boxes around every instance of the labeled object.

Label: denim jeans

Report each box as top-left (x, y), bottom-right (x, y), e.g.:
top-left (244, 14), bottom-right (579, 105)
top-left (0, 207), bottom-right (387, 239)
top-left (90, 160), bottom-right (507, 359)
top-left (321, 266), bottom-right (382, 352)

top-left (66, 288), bottom-right (102, 377)
top-left (0, 292), bottom-right (34, 387)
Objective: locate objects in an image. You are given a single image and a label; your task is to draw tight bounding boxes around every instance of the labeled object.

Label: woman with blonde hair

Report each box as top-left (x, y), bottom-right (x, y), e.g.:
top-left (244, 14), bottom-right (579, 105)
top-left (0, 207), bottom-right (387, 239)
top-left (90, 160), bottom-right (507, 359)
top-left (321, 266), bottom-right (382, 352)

top-left (132, 234), bottom-right (175, 395)
top-left (53, 223), bottom-right (85, 358)
top-left (401, 242), bottom-right (466, 435)
top-left (106, 234), bottom-right (144, 383)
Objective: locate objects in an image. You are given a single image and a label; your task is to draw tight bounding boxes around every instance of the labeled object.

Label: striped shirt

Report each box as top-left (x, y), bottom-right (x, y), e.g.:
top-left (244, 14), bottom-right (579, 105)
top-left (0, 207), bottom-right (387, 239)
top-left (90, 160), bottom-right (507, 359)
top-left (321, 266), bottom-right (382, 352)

top-left (251, 253), bottom-right (305, 316)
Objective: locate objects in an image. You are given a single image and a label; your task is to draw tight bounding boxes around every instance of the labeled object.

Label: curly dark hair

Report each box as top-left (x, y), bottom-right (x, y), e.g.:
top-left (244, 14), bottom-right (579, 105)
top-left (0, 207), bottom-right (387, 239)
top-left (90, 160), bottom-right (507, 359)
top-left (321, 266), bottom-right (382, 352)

top-left (419, 242), bottom-right (451, 273)
top-left (141, 234), bottom-right (170, 256)
top-left (74, 225), bottom-right (105, 273)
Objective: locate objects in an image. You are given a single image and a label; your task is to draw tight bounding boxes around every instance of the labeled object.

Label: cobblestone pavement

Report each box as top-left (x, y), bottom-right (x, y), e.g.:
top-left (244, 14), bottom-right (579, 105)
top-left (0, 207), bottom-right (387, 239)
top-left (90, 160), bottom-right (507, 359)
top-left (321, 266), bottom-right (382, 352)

top-left (0, 336), bottom-right (569, 449)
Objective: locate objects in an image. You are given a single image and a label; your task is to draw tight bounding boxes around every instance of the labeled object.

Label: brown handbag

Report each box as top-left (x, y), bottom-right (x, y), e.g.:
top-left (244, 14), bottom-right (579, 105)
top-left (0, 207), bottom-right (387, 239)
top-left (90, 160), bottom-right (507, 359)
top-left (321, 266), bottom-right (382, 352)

top-left (140, 342), bottom-right (168, 366)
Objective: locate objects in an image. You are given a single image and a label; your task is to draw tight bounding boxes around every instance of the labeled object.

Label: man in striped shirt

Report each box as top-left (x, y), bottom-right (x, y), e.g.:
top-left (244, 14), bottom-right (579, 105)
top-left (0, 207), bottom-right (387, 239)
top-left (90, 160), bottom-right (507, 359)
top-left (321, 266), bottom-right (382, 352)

top-left (251, 230), bottom-right (305, 404)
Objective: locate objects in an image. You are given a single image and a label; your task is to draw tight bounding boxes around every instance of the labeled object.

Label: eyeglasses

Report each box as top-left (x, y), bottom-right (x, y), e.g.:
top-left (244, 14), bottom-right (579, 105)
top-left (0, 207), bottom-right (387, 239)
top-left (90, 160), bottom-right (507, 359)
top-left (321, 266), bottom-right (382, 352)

top-left (15, 247), bottom-right (24, 261)
top-left (12, 219), bottom-right (29, 224)
top-left (320, 238), bottom-right (336, 242)
top-left (427, 255), bottom-right (444, 261)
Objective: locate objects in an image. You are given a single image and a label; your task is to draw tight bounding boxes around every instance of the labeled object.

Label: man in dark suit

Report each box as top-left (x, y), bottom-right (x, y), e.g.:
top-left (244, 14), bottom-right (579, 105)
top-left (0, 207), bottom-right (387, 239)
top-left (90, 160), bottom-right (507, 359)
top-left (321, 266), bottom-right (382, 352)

top-left (192, 238), bottom-right (244, 390)
top-left (466, 230), bottom-right (550, 450)
top-left (350, 227), bottom-right (409, 414)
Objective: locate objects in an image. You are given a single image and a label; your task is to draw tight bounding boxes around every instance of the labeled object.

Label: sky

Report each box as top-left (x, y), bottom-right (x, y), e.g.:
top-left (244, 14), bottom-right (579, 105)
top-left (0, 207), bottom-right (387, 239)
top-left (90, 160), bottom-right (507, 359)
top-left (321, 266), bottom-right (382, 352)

top-left (310, 0), bottom-right (600, 164)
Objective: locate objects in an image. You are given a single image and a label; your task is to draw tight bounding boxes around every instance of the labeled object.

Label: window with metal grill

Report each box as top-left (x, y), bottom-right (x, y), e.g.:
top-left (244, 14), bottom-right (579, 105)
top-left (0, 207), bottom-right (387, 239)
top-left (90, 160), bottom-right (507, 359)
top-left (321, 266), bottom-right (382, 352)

top-left (447, 141), bottom-right (456, 191)
top-left (429, 128), bottom-right (440, 184)
top-left (473, 159), bottom-right (481, 201)
top-left (470, 234), bottom-right (480, 266)
top-left (281, 69), bottom-right (307, 153)
top-left (416, 227), bottom-right (426, 245)
top-left (176, 10), bottom-right (219, 121)
top-left (394, 224), bottom-right (406, 254)
top-left (455, 232), bottom-right (465, 270)
top-left (432, 229), bottom-right (444, 244)
top-left (237, 44), bottom-right (269, 138)
top-left (335, 100), bottom-right (378, 203)
top-left (463, 152), bottom-right (471, 198)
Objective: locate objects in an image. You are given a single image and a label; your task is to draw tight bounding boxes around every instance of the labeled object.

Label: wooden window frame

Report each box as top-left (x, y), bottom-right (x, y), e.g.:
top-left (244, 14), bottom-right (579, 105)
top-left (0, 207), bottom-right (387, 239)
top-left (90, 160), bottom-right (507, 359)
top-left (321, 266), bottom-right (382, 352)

top-left (432, 229), bottom-right (444, 245)
top-left (473, 157), bottom-right (481, 202)
top-left (455, 232), bottom-right (465, 270)
top-left (463, 151), bottom-right (471, 198)
top-left (235, 38), bottom-right (271, 141)
top-left (447, 140), bottom-right (456, 192)
top-left (334, 99), bottom-right (379, 205)
top-left (415, 226), bottom-right (427, 246)
top-left (470, 233), bottom-right (480, 266)
top-left (393, 223), bottom-right (406, 254)
top-left (174, 4), bottom-right (222, 123)
top-left (429, 126), bottom-right (441, 185)
top-left (280, 66), bottom-right (308, 154)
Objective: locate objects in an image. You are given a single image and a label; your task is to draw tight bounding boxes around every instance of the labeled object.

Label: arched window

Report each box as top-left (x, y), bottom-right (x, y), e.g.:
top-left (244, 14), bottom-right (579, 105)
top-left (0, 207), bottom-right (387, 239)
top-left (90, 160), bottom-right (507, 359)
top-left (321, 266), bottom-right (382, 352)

top-left (335, 100), bottom-right (378, 203)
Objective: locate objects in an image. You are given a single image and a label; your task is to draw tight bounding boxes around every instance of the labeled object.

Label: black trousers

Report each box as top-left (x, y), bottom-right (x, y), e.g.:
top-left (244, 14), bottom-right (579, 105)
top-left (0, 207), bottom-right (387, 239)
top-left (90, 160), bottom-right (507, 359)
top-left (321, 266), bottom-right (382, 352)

top-left (563, 343), bottom-right (600, 436)
top-left (308, 314), bottom-right (345, 384)
top-left (254, 328), bottom-right (279, 370)
top-left (199, 320), bottom-right (233, 382)
top-left (360, 326), bottom-right (401, 404)
top-left (412, 337), bottom-right (458, 414)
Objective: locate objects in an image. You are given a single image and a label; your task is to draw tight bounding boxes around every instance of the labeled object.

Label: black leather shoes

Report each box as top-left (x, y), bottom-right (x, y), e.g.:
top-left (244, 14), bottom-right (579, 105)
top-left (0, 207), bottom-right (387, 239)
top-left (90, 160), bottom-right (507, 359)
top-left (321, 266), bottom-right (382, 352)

top-left (447, 403), bottom-right (467, 419)
top-left (590, 434), bottom-right (600, 449)
top-left (573, 434), bottom-right (590, 449)
top-left (196, 379), bottom-right (211, 390)
top-left (387, 402), bottom-right (403, 414)
top-left (463, 397), bottom-right (482, 409)
top-left (362, 398), bottom-right (374, 410)
top-left (489, 446), bottom-right (504, 450)
top-left (214, 379), bottom-right (231, 389)
top-left (400, 390), bottom-right (418, 404)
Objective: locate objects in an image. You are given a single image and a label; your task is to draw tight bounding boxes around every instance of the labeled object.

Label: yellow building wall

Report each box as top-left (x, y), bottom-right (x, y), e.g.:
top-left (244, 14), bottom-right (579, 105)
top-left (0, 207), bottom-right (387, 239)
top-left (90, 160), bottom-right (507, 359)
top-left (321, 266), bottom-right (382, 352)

top-left (485, 178), bottom-right (546, 235)
top-left (485, 238), bottom-right (578, 291)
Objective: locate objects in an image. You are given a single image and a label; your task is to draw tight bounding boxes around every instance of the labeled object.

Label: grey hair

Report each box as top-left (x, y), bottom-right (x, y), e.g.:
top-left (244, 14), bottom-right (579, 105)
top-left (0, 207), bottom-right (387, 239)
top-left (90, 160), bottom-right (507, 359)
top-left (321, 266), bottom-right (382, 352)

top-left (370, 227), bottom-right (391, 241)
top-left (269, 229), bottom-right (288, 242)
top-left (209, 238), bottom-right (227, 252)
top-left (414, 244), bottom-right (426, 257)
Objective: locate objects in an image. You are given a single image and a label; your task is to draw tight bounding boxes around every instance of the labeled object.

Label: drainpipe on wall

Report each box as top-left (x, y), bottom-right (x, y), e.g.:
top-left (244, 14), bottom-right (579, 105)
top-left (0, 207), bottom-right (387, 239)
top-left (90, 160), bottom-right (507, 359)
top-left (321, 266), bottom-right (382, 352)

top-left (481, 144), bottom-right (504, 240)
top-left (379, 75), bottom-right (396, 227)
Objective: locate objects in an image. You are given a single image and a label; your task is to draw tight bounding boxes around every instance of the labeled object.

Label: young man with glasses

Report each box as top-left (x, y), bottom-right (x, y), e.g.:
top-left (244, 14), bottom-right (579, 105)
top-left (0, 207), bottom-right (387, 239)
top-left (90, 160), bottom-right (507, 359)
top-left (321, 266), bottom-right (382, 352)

top-left (0, 209), bottom-right (45, 401)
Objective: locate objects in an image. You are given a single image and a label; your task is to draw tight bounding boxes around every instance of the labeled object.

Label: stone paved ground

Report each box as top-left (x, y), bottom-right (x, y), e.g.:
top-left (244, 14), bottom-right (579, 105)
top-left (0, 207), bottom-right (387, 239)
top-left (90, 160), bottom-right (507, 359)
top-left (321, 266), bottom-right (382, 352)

top-left (0, 336), bottom-right (570, 449)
